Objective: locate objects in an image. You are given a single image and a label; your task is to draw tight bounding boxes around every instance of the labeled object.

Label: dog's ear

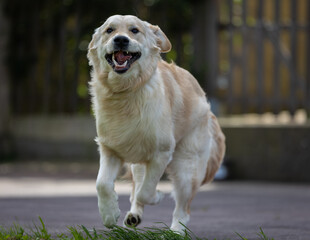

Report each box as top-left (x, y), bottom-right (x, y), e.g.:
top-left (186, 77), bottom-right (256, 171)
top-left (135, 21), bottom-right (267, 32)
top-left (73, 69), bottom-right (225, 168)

top-left (87, 27), bottom-right (101, 67)
top-left (150, 25), bottom-right (171, 53)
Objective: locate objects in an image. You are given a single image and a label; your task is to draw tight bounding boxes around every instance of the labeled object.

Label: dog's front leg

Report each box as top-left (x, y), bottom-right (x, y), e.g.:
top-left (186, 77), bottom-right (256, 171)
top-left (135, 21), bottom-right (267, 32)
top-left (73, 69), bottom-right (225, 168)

top-left (96, 146), bottom-right (122, 228)
top-left (124, 164), bottom-right (145, 227)
top-left (124, 151), bottom-right (172, 227)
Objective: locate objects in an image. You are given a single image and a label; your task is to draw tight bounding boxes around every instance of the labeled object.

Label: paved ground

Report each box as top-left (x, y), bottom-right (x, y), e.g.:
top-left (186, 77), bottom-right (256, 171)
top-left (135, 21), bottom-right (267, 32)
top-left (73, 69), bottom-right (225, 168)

top-left (0, 177), bottom-right (310, 240)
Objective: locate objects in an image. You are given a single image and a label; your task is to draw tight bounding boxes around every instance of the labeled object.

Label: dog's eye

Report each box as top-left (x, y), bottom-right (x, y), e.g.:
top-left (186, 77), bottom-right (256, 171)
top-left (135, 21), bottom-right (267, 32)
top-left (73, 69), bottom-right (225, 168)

top-left (131, 28), bottom-right (139, 34)
top-left (106, 28), bottom-right (114, 34)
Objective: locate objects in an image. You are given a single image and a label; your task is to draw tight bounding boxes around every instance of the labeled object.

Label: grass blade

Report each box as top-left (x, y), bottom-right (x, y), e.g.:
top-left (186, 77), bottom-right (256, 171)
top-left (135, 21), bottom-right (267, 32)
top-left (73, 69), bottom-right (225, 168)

top-left (81, 225), bottom-right (94, 240)
top-left (32, 216), bottom-right (52, 240)
top-left (235, 231), bottom-right (248, 240)
top-left (257, 227), bottom-right (274, 240)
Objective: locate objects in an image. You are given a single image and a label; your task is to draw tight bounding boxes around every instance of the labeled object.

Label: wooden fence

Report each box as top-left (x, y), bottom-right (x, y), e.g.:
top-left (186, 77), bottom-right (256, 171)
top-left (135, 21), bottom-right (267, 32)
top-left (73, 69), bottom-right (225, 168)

top-left (5, 0), bottom-right (93, 114)
top-left (3, 0), bottom-right (310, 116)
top-left (217, 0), bottom-right (310, 115)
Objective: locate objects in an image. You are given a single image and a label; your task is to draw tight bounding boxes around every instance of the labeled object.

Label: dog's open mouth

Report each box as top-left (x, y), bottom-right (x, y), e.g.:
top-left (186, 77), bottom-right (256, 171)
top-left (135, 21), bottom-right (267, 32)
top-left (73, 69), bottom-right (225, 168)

top-left (105, 51), bottom-right (141, 74)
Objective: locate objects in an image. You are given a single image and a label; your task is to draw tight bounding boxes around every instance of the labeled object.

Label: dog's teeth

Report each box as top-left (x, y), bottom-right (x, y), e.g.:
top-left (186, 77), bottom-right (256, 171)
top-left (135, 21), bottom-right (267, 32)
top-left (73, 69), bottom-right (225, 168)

top-left (113, 58), bottom-right (118, 66)
top-left (113, 57), bottom-right (128, 68)
top-left (120, 60), bottom-right (128, 67)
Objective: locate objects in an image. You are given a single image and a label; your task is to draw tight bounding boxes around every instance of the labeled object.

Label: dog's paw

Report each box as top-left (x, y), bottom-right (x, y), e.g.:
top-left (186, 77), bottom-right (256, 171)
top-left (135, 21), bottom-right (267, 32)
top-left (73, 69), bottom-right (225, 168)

top-left (103, 213), bottom-right (120, 228)
top-left (98, 198), bottom-right (121, 228)
top-left (100, 207), bottom-right (121, 228)
top-left (170, 215), bottom-right (190, 235)
top-left (123, 212), bottom-right (142, 228)
top-left (170, 224), bottom-right (186, 235)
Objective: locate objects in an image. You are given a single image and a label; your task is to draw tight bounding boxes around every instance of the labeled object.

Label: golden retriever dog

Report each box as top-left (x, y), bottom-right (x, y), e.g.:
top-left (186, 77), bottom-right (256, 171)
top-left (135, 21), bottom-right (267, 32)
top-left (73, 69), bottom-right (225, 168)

top-left (87, 15), bottom-right (225, 233)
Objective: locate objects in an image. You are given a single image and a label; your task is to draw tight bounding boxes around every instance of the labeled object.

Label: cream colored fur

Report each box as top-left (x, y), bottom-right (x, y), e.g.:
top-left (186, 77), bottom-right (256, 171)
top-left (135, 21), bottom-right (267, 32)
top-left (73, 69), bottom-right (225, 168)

top-left (87, 15), bottom-right (225, 233)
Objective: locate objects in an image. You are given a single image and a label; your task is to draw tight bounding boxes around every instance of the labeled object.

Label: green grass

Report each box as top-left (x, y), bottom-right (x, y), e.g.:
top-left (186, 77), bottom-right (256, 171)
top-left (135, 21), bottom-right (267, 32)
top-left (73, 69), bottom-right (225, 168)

top-left (0, 217), bottom-right (274, 240)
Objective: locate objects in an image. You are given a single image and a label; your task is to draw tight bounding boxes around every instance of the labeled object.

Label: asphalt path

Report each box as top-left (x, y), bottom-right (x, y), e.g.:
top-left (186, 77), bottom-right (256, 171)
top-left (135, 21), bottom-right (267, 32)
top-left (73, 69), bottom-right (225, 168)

top-left (0, 179), bottom-right (309, 240)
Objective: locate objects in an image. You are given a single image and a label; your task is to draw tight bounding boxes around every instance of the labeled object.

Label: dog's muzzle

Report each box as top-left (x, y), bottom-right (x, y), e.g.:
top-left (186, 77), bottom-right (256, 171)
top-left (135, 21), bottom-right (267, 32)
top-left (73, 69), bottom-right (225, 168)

top-left (105, 36), bottom-right (141, 74)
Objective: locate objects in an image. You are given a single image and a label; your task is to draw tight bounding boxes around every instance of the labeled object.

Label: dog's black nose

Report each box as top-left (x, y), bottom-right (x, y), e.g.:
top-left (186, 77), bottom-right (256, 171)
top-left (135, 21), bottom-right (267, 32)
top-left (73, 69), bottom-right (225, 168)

top-left (114, 36), bottom-right (129, 49)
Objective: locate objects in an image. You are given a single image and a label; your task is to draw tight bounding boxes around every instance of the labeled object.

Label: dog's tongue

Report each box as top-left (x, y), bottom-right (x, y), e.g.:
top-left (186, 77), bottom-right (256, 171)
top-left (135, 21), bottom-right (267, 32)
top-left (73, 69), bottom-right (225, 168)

top-left (114, 51), bottom-right (131, 64)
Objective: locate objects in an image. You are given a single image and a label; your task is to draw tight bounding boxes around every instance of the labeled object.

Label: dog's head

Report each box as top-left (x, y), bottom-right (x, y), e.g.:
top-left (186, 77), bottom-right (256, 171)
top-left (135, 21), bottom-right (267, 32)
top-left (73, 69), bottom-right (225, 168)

top-left (87, 15), bottom-right (171, 78)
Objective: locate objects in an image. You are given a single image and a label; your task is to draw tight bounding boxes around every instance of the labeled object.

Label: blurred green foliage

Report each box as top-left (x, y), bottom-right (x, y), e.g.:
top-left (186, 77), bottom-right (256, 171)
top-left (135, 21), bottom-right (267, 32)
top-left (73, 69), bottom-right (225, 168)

top-left (3, 0), bottom-right (202, 114)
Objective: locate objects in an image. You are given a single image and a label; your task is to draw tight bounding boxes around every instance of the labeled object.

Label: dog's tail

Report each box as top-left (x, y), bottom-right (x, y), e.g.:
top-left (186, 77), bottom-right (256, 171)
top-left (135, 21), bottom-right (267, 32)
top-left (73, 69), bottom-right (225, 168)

top-left (202, 113), bottom-right (226, 185)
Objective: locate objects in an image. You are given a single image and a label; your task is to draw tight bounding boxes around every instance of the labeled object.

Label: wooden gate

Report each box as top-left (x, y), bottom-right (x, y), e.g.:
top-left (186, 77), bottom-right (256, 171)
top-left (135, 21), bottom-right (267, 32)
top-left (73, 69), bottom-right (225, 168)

top-left (216, 0), bottom-right (310, 115)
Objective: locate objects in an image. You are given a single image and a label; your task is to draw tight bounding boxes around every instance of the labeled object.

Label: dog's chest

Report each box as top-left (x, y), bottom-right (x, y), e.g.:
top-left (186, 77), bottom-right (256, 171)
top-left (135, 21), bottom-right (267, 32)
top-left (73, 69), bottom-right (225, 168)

top-left (97, 96), bottom-right (165, 163)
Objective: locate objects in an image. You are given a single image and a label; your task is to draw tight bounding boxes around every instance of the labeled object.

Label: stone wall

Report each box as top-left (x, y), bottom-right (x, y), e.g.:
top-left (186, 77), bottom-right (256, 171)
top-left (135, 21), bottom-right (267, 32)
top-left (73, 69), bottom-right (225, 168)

top-left (10, 116), bottom-right (97, 159)
top-left (4, 115), bottom-right (310, 182)
top-left (223, 125), bottom-right (310, 182)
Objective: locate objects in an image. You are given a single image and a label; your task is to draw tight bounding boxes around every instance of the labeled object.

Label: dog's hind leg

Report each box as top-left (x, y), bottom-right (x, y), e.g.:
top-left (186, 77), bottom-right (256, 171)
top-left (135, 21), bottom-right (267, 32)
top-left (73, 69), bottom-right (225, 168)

top-left (124, 164), bottom-right (145, 227)
top-left (167, 153), bottom-right (205, 233)
top-left (167, 117), bottom-right (212, 233)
